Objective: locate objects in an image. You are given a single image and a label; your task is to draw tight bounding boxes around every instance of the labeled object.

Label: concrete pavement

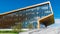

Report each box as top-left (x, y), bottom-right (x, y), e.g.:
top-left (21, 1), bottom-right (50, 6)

top-left (19, 28), bottom-right (60, 34)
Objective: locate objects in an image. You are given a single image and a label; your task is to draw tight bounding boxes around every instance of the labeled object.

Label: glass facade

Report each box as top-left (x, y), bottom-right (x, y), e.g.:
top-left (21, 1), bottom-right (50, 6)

top-left (0, 3), bottom-right (53, 29)
top-left (18, 3), bottom-right (52, 28)
top-left (0, 12), bottom-right (19, 28)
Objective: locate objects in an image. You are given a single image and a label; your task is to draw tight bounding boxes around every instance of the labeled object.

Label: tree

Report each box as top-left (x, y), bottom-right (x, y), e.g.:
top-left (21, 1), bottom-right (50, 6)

top-left (12, 22), bottom-right (23, 32)
top-left (28, 23), bottom-right (33, 30)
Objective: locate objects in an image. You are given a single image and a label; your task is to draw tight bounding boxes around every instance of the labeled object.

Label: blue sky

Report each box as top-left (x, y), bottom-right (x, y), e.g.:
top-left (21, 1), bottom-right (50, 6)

top-left (0, 0), bottom-right (60, 27)
top-left (0, 0), bottom-right (60, 19)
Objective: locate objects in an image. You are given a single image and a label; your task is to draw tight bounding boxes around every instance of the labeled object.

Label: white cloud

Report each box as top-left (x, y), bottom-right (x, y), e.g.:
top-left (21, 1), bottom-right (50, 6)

top-left (48, 19), bottom-right (60, 28)
top-left (55, 19), bottom-right (60, 24)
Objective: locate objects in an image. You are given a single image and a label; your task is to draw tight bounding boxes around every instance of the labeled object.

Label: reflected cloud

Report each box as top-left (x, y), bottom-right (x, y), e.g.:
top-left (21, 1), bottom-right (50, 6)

top-left (41, 6), bottom-right (48, 9)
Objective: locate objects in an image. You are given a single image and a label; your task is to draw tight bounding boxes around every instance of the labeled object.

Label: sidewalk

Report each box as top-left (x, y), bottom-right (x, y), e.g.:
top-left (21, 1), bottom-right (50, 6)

top-left (19, 28), bottom-right (60, 34)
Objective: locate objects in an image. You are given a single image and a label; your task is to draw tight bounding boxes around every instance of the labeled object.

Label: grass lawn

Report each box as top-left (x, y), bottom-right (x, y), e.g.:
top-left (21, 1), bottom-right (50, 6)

top-left (0, 30), bottom-right (27, 34)
top-left (0, 33), bottom-right (18, 34)
top-left (0, 31), bottom-right (18, 34)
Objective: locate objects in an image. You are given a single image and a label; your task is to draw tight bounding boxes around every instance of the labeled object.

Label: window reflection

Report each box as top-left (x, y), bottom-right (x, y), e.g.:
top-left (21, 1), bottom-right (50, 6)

top-left (0, 3), bottom-right (53, 29)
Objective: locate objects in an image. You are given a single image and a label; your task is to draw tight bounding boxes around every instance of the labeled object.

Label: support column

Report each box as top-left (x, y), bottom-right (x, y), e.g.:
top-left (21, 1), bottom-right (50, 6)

top-left (37, 19), bottom-right (40, 29)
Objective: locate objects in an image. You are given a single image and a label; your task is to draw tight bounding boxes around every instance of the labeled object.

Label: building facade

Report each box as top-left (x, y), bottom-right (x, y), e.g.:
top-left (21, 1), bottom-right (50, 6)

top-left (0, 1), bottom-right (54, 29)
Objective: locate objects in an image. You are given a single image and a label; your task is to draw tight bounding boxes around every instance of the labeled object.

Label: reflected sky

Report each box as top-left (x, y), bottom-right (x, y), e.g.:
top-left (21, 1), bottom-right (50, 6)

top-left (20, 3), bottom-right (53, 28)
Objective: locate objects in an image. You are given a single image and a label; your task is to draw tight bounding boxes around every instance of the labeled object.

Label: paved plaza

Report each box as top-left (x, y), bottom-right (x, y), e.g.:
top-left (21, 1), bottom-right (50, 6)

top-left (19, 28), bottom-right (60, 34)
